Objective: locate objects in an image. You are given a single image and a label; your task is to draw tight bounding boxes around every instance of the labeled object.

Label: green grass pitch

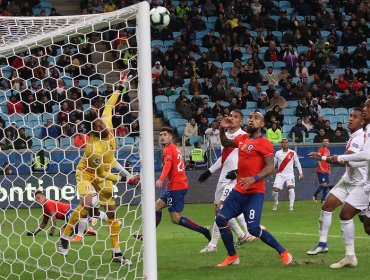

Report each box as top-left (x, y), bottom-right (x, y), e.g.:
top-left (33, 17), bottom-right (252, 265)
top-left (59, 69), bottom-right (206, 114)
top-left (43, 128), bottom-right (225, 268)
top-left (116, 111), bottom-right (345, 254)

top-left (1, 201), bottom-right (369, 279)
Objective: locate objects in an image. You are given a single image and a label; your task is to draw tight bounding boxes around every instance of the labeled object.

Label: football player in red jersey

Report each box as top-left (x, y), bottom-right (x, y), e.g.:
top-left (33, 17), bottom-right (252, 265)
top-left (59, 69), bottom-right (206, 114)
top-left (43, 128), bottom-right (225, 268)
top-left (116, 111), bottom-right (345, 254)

top-left (136, 127), bottom-right (211, 242)
top-left (312, 137), bottom-right (331, 203)
top-left (26, 190), bottom-right (97, 238)
top-left (215, 112), bottom-right (293, 267)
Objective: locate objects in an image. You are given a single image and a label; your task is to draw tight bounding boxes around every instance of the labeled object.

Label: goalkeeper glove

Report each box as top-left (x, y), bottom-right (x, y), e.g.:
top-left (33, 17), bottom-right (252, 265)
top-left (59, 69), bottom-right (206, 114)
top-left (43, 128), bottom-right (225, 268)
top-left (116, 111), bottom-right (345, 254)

top-left (127, 175), bottom-right (140, 185)
top-left (26, 231), bottom-right (36, 236)
top-left (116, 69), bottom-right (134, 92)
top-left (198, 170), bottom-right (212, 182)
top-left (225, 169), bottom-right (238, 180)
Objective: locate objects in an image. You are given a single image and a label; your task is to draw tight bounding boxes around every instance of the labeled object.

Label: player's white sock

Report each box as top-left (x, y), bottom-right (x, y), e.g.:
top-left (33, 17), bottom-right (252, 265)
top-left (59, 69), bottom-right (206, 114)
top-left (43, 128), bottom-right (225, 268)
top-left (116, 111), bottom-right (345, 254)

top-left (272, 191), bottom-right (279, 204)
top-left (98, 211), bottom-right (108, 221)
top-left (319, 210), bottom-right (332, 243)
top-left (229, 218), bottom-right (244, 238)
top-left (209, 221), bottom-right (220, 247)
top-left (341, 219), bottom-right (355, 255)
top-left (113, 247), bottom-right (121, 254)
top-left (288, 189), bottom-right (295, 208)
top-left (78, 218), bottom-right (88, 236)
top-left (236, 214), bottom-right (249, 234)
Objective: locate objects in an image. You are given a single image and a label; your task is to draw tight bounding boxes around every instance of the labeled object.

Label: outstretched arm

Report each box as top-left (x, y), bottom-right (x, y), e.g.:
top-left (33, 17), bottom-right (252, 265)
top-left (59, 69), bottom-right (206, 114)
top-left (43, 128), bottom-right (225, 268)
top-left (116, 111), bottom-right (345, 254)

top-left (27, 216), bottom-right (49, 236)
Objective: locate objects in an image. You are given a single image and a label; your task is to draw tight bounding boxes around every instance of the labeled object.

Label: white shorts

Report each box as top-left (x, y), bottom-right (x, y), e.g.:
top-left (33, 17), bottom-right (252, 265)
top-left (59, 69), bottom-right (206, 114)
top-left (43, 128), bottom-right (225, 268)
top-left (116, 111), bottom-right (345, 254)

top-left (214, 181), bottom-right (224, 204)
top-left (329, 177), bottom-right (356, 203)
top-left (344, 185), bottom-right (369, 213)
top-left (273, 173), bottom-right (295, 190)
top-left (220, 181), bottom-right (236, 202)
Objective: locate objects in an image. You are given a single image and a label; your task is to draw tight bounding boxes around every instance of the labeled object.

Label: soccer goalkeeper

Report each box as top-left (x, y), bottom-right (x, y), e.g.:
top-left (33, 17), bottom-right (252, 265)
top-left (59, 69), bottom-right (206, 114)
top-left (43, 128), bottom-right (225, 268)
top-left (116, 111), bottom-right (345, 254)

top-left (57, 70), bottom-right (137, 265)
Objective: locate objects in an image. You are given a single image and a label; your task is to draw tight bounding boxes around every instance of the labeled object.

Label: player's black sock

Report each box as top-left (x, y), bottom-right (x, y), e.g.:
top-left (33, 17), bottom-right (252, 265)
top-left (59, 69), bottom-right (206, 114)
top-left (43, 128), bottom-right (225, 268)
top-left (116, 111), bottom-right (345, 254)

top-left (155, 211), bottom-right (162, 227)
top-left (250, 226), bottom-right (285, 254)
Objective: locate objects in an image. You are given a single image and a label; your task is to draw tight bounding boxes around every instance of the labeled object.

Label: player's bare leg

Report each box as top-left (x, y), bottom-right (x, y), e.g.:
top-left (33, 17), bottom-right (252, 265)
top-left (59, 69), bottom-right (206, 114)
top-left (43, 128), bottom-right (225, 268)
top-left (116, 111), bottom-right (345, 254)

top-left (58, 194), bottom-right (93, 256)
top-left (330, 203), bottom-right (359, 268)
top-left (108, 204), bottom-right (132, 266)
top-left (307, 193), bottom-right (341, 255)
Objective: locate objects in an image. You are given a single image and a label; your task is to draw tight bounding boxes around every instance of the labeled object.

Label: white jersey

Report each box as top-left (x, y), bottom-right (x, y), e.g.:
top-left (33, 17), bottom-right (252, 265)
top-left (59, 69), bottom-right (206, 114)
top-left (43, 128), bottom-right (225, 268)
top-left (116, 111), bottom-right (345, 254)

top-left (339, 128), bottom-right (366, 185)
top-left (209, 128), bottom-right (246, 183)
top-left (274, 149), bottom-right (303, 175)
top-left (338, 125), bottom-right (370, 189)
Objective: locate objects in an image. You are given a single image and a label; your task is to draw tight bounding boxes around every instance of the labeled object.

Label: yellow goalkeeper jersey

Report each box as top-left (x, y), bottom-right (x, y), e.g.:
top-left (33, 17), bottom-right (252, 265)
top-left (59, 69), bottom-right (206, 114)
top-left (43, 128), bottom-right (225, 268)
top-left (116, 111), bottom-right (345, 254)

top-left (76, 91), bottom-right (121, 182)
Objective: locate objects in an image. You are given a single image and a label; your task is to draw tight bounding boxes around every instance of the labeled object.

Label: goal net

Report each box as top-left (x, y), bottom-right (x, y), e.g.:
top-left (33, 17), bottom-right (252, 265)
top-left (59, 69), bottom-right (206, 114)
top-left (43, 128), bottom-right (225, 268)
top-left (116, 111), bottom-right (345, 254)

top-left (0, 2), bottom-right (157, 279)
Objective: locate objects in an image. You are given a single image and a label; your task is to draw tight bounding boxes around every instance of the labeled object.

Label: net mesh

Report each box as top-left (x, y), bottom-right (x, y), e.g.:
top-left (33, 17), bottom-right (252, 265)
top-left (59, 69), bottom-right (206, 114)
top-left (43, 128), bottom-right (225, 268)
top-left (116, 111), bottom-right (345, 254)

top-left (0, 5), bottom-right (146, 280)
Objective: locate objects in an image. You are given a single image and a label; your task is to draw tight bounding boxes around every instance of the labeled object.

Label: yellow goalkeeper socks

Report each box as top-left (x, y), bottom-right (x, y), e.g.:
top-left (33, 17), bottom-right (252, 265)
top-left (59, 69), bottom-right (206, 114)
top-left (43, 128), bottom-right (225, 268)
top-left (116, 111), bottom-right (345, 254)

top-left (63, 205), bottom-right (88, 238)
top-left (109, 219), bottom-right (121, 251)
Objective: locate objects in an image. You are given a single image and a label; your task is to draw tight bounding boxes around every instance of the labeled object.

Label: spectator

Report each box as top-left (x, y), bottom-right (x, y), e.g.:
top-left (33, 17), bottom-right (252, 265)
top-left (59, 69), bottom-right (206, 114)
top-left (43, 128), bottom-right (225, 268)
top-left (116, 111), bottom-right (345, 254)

top-left (295, 61), bottom-right (308, 78)
top-left (14, 127), bottom-right (32, 149)
top-left (202, 97), bottom-right (213, 118)
top-left (339, 47), bottom-right (353, 68)
top-left (296, 98), bottom-right (309, 118)
top-left (269, 90), bottom-right (288, 109)
top-left (32, 150), bottom-right (49, 173)
top-left (178, 98), bottom-right (196, 120)
top-left (266, 122), bottom-right (283, 144)
top-left (280, 82), bottom-right (296, 101)
top-left (184, 117), bottom-right (198, 144)
top-left (314, 115), bottom-right (325, 131)
top-left (212, 100), bottom-right (224, 118)
top-left (41, 119), bottom-right (60, 139)
top-left (282, 44), bottom-right (298, 76)
top-left (0, 129), bottom-right (15, 150)
top-left (190, 90), bottom-right (204, 109)
top-left (198, 116), bottom-right (209, 136)
top-left (7, 94), bottom-right (23, 115)
top-left (129, 121), bottom-right (140, 138)
top-left (103, 0), bottom-right (117, 12)
top-left (326, 93), bottom-right (341, 109)
top-left (314, 128), bottom-right (328, 143)
top-left (264, 41), bottom-right (279, 62)
top-left (354, 90), bottom-right (366, 108)
top-left (335, 122), bottom-right (349, 141)
top-left (257, 92), bottom-right (270, 109)
top-left (302, 116), bottom-right (314, 132)
top-left (116, 124), bottom-right (128, 137)
top-left (74, 126), bottom-right (89, 148)
top-left (340, 89), bottom-right (355, 109)
top-left (188, 76), bottom-right (202, 95)
top-left (0, 162), bottom-right (12, 175)
top-left (152, 61), bottom-right (163, 80)
top-left (265, 105), bottom-right (284, 128)
top-left (289, 118), bottom-right (308, 143)
top-left (323, 119), bottom-right (335, 138)
top-left (204, 121), bottom-right (220, 148)
top-left (330, 129), bottom-right (347, 143)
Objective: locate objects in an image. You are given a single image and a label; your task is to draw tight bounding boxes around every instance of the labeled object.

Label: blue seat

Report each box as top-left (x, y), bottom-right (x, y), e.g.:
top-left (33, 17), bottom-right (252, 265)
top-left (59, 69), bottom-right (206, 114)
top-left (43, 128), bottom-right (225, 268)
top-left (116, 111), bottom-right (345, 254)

top-left (322, 108), bottom-right (335, 116)
top-left (221, 101), bottom-right (230, 107)
top-left (274, 61), bottom-right (286, 69)
top-left (176, 87), bottom-right (188, 95)
top-left (189, 135), bottom-right (205, 146)
top-left (283, 108), bottom-right (294, 116)
top-left (168, 95), bottom-right (179, 103)
top-left (155, 95), bottom-right (169, 104)
top-left (163, 40), bottom-right (175, 47)
top-left (43, 139), bottom-right (58, 150)
top-left (151, 40), bottom-right (164, 47)
top-left (124, 136), bottom-right (135, 146)
top-left (246, 101), bottom-right (257, 109)
top-left (282, 124), bottom-right (294, 133)
top-left (60, 137), bottom-right (72, 149)
top-left (222, 61), bottom-right (234, 70)
top-left (279, 1), bottom-right (291, 8)
top-left (297, 46), bottom-right (309, 54)
top-left (305, 133), bottom-right (316, 143)
top-left (169, 117), bottom-right (183, 128)
top-left (284, 116), bottom-right (297, 125)
top-left (213, 61), bottom-right (222, 68)
top-left (335, 108), bottom-right (348, 116)
top-left (320, 31), bottom-right (330, 39)
top-left (91, 79), bottom-right (104, 86)
top-left (32, 138), bottom-right (42, 149)
top-left (159, 102), bottom-right (176, 114)
top-left (41, 112), bottom-right (54, 122)
top-left (175, 119), bottom-right (188, 127)
top-left (164, 110), bottom-right (181, 121)
top-left (176, 124), bottom-right (186, 137)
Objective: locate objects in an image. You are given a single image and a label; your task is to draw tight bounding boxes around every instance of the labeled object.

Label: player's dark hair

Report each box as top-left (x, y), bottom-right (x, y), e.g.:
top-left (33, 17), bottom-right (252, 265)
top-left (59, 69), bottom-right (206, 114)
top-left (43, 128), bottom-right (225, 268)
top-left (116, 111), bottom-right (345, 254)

top-left (322, 137), bottom-right (329, 141)
top-left (34, 190), bottom-right (44, 197)
top-left (351, 107), bottom-right (363, 114)
top-left (231, 109), bottom-right (243, 118)
top-left (160, 127), bottom-right (173, 135)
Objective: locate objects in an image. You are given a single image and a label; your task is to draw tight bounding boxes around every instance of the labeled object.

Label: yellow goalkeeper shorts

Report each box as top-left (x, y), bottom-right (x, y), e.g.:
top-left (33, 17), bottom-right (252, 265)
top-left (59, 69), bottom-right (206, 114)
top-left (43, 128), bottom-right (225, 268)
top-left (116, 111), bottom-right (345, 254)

top-left (76, 172), bottom-right (116, 206)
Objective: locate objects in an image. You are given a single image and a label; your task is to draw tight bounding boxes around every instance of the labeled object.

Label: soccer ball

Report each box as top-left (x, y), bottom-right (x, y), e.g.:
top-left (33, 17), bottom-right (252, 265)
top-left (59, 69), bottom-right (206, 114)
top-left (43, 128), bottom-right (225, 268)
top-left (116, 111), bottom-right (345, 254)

top-left (150, 7), bottom-right (170, 29)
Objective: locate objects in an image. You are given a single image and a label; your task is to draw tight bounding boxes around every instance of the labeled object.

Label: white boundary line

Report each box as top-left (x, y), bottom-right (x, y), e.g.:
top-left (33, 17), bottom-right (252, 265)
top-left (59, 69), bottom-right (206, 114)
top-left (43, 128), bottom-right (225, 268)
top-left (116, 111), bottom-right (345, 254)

top-left (275, 231), bottom-right (370, 240)
top-left (0, 257), bottom-right (119, 280)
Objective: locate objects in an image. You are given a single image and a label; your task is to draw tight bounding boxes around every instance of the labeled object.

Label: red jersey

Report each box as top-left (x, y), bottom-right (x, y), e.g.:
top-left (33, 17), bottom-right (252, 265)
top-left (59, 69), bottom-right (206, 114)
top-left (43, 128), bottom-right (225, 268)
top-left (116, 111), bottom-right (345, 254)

top-left (43, 200), bottom-right (71, 220)
top-left (233, 134), bottom-right (274, 194)
top-left (159, 143), bottom-right (188, 190)
top-left (317, 147), bottom-right (330, 173)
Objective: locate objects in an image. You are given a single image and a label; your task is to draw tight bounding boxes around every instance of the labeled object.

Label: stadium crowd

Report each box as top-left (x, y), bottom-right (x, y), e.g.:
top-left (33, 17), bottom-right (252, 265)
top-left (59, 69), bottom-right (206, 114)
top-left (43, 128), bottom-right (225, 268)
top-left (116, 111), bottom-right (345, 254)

top-left (0, 0), bottom-right (369, 152)
top-left (147, 0), bottom-right (370, 144)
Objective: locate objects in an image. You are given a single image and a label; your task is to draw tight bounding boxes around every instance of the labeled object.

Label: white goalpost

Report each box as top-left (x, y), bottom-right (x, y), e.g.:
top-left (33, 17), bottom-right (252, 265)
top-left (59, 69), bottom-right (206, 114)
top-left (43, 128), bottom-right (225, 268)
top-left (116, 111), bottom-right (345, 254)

top-left (0, 1), bottom-right (157, 279)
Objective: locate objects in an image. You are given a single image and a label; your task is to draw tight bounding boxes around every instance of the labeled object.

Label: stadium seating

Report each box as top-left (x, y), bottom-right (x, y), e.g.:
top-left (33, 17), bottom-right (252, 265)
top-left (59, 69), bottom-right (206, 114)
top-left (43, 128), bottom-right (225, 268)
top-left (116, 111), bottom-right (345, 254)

top-left (189, 135), bottom-right (205, 146)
